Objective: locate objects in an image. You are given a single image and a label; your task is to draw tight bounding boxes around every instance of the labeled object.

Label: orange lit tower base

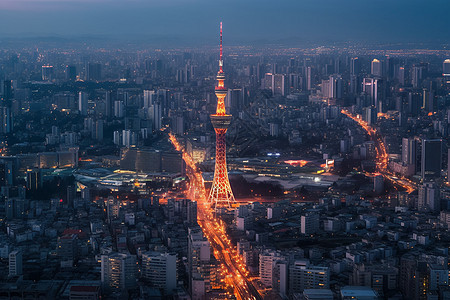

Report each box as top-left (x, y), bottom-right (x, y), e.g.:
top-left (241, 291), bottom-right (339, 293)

top-left (208, 22), bottom-right (236, 210)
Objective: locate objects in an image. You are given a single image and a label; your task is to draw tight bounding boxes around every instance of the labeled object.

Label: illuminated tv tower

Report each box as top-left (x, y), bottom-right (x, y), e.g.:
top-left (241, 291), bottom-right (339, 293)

top-left (208, 22), bottom-right (236, 210)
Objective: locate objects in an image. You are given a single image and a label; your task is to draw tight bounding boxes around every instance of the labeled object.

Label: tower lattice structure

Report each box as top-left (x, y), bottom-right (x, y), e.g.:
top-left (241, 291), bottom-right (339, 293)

top-left (208, 22), bottom-right (236, 210)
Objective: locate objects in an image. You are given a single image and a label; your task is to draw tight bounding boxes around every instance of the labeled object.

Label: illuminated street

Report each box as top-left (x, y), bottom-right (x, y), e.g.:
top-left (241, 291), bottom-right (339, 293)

top-left (169, 132), bottom-right (263, 300)
top-left (341, 109), bottom-right (416, 193)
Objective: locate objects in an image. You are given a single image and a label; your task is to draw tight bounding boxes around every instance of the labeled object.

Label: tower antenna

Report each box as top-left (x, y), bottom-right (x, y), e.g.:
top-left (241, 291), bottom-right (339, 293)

top-left (219, 22), bottom-right (223, 73)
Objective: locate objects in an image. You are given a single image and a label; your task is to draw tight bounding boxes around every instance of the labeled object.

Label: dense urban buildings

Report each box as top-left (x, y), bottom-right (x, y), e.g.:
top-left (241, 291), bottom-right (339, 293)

top-left (0, 3), bottom-right (449, 299)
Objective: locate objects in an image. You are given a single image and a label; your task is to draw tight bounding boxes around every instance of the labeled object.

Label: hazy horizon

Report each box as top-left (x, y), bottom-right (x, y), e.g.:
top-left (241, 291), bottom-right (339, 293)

top-left (0, 0), bottom-right (449, 47)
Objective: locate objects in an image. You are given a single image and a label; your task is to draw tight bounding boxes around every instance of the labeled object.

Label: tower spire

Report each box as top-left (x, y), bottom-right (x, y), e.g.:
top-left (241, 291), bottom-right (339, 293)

top-left (219, 22), bottom-right (223, 73)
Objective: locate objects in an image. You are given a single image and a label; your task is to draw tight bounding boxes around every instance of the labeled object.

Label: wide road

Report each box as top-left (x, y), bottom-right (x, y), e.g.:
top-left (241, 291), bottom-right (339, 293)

top-left (341, 109), bottom-right (416, 193)
top-left (169, 132), bottom-right (263, 300)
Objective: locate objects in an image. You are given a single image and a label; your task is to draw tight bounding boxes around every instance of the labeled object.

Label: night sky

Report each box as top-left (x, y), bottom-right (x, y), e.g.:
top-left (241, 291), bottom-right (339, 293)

top-left (0, 0), bottom-right (449, 45)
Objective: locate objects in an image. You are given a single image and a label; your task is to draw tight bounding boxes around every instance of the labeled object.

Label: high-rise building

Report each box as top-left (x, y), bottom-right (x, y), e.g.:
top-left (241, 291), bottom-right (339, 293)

top-left (421, 139), bottom-right (442, 179)
top-left (402, 138), bottom-right (417, 166)
top-left (443, 59), bottom-right (450, 77)
top-left (428, 264), bottom-right (449, 291)
top-left (105, 91), bottom-right (112, 118)
top-left (371, 59), bottom-right (382, 77)
top-left (8, 250), bottom-right (22, 277)
top-left (0, 106), bottom-right (13, 134)
top-left (363, 106), bottom-right (377, 126)
top-left (272, 259), bottom-right (289, 297)
top-left (106, 197), bottom-right (120, 221)
top-left (141, 252), bottom-right (177, 294)
top-left (411, 65), bottom-right (423, 88)
top-left (95, 120), bottom-right (103, 141)
top-left (65, 65), bottom-right (77, 81)
top-left (289, 260), bottom-right (330, 294)
top-left (188, 228), bottom-right (212, 299)
top-left (26, 169), bottom-right (41, 191)
top-left (78, 92), bottom-right (88, 116)
top-left (408, 91), bottom-right (421, 117)
top-left (57, 233), bottom-right (79, 265)
top-left (362, 78), bottom-right (381, 107)
top-left (397, 66), bottom-right (405, 85)
top-left (373, 175), bottom-right (384, 194)
top-left (208, 23), bottom-right (236, 209)
top-left (259, 250), bottom-right (282, 287)
top-left (448, 148), bottom-right (450, 184)
top-left (187, 201), bottom-right (198, 225)
top-left (150, 101), bottom-right (163, 131)
top-left (350, 57), bottom-right (360, 76)
top-left (114, 101), bottom-right (124, 118)
top-left (2, 80), bottom-right (12, 101)
top-left (42, 65), bottom-right (54, 81)
top-left (328, 74), bottom-right (343, 99)
top-left (272, 74), bottom-right (287, 96)
top-left (101, 252), bottom-right (137, 292)
top-left (306, 66), bottom-right (312, 90)
top-left (86, 62), bottom-right (102, 81)
top-left (418, 182), bottom-right (440, 212)
top-left (301, 213), bottom-right (319, 235)
top-left (143, 90), bottom-right (155, 109)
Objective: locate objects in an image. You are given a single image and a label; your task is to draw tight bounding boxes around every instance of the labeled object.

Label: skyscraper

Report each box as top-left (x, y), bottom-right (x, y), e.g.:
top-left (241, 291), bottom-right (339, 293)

top-left (41, 65), bottom-right (54, 81)
top-left (272, 74), bottom-right (287, 96)
top-left (0, 106), bottom-right (13, 134)
top-left (371, 59), bottom-right (382, 77)
top-left (306, 66), bottom-right (312, 91)
top-left (402, 137), bottom-right (417, 171)
top-left (362, 78), bottom-right (380, 107)
top-left (411, 65), bottom-right (423, 88)
top-left (105, 91), bottom-right (112, 118)
top-left (350, 57), bottom-right (360, 76)
top-left (143, 90), bottom-right (155, 109)
top-left (101, 252), bottom-right (137, 292)
top-left (65, 65), bottom-right (77, 81)
top-left (448, 148), bottom-right (450, 184)
top-left (86, 62), bottom-right (102, 81)
top-left (114, 100), bottom-right (124, 118)
top-left (78, 92), bottom-right (88, 116)
top-left (208, 22), bottom-right (236, 209)
top-left (443, 59), bottom-right (450, 76)
top-left (421, 139), bottom-right (442, 180)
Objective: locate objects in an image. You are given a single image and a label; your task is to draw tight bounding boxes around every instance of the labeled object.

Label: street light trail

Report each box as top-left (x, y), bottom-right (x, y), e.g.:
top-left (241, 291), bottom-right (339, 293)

top-left (341, 110), bottom-right (416, 193)
top-left (169, 132), bottom-right (263, 300)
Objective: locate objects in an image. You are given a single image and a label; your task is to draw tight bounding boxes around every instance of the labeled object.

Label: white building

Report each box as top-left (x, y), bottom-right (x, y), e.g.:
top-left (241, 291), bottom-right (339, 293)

top-left (141, 251), bottom-right (177, 294)
top-left (259, 250), bottom-right (282, 287)
top-left (188, 228), bottom-right (212, 299)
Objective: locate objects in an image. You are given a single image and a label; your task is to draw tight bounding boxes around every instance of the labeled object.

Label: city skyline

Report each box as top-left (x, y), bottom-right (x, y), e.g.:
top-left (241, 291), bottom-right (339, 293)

top-left (0, 2), bottom-right (450, 299)
top-left (1, 0), bottom-right (450, 46)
